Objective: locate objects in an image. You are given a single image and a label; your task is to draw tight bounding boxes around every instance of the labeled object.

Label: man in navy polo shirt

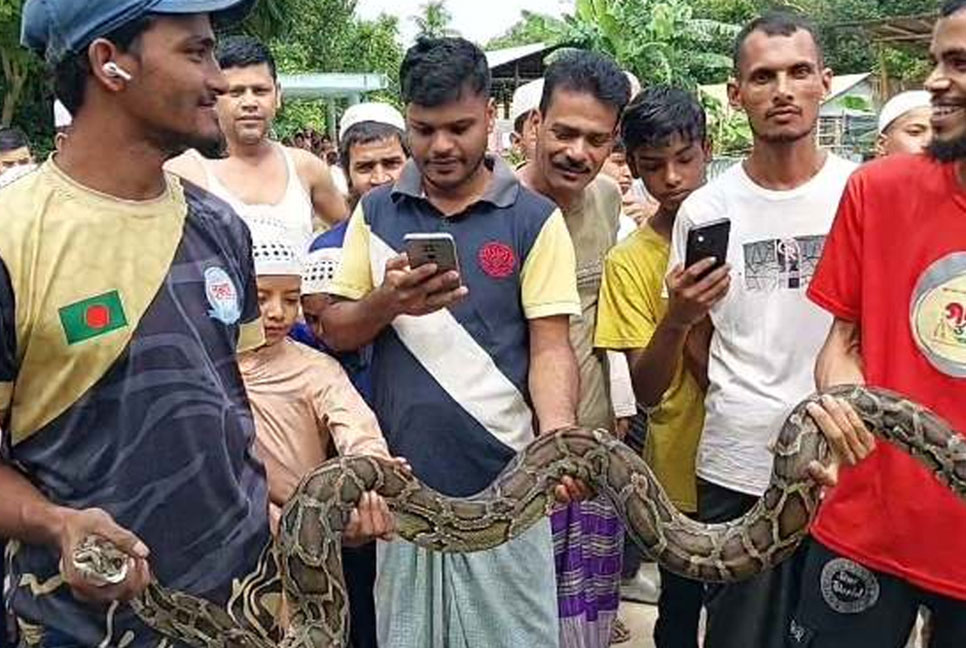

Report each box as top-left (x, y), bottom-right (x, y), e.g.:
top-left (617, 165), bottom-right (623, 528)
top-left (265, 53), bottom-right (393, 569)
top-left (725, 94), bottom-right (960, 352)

top-left (321, 37), bottom-right (584, 648)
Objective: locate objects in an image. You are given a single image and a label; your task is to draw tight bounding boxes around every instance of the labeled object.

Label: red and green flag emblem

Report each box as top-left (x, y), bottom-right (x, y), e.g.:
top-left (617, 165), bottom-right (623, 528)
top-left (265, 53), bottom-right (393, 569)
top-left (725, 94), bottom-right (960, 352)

top-left (59, 291), bottom-right (128, 345)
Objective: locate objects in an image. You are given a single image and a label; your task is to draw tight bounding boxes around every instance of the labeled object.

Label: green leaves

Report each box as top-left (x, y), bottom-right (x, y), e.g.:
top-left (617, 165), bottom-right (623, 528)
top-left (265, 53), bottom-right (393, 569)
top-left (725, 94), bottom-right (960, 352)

top-left (414, 1), bottom-right (457, 40)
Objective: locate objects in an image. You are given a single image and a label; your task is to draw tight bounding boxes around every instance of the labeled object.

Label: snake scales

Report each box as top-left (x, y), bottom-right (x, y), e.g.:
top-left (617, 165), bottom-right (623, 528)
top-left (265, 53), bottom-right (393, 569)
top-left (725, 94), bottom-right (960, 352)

top-left (73, 385), bottom-right (966, 648)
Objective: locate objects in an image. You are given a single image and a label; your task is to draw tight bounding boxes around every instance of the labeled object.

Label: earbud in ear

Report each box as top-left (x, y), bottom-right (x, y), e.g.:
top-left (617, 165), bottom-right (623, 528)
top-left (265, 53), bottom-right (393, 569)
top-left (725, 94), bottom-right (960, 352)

top-left (102, 61), bottom-right (133, 82)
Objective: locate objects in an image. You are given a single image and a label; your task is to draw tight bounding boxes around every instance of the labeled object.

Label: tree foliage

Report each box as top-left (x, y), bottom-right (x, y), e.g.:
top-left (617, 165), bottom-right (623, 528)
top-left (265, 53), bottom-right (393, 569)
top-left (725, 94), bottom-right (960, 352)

top-left (0, 0), bottom-right (41, 128)
top-left (413, 1), bottom-right (457, 39)
top-left (245, 0), bottom-right (403, 138)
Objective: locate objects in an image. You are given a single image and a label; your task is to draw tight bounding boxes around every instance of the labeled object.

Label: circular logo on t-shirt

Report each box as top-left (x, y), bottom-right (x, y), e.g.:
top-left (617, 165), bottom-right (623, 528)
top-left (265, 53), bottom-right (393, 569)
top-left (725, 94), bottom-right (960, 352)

top-left (478, 241), bottom-right (516, 279)
top-left (910, 252), bottom-right (966, 378)
top-left (820, 558), bottom-right (880, 614)
top-left (205, 266), bottom-right (241, 325)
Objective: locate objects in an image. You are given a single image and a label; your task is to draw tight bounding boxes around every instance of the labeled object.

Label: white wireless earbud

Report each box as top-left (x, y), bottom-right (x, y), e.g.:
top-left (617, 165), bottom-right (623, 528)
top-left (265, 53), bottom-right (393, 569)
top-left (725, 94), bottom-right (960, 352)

top-left (102, 61), bottom-right (133, 82)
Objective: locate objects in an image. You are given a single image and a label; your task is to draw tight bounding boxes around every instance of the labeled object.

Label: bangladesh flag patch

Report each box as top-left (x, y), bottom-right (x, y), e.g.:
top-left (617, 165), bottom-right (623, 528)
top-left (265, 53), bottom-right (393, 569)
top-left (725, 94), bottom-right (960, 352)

top-left (59, 291), bottom-right (128, 345)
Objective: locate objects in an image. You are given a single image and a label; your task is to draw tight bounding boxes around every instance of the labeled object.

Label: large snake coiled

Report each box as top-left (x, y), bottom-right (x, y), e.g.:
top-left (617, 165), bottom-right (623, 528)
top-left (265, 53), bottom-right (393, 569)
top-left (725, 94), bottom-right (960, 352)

top-left (72, 386), bottom-right (966, 648)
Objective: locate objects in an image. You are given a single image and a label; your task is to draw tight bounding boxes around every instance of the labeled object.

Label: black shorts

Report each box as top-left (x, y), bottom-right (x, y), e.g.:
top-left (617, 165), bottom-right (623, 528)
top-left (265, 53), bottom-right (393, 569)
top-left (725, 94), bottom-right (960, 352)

top-left (789, 539), bottom-right (966, 648)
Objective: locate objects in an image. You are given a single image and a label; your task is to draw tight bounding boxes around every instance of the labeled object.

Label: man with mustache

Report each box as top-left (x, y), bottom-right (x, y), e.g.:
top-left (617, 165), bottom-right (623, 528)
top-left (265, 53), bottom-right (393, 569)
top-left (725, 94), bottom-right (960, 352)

top-left (319, 37), bottom-right (585, 648)
top-left (519, 50), bottom-right (633, 647)
top-left (788, 1), bottom-right (966, 645)
top-left (168, 35), bottom-right (347, 250)
top-left (666, 12), bottom-right (857, 647)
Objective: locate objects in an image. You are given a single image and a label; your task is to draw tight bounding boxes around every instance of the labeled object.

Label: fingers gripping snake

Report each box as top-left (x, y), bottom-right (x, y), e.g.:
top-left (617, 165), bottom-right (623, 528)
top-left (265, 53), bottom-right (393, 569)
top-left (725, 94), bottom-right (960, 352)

top-left (73, 386), bottom-right (966, 648)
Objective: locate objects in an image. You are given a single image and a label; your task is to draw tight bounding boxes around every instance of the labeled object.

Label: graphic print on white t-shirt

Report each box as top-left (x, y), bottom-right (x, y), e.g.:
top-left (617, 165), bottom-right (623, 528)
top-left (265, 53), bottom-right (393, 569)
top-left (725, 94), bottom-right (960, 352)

top-left (668, 154), bottom-right (858, 496)
top-left (743, 234), bottom-right (826, 292)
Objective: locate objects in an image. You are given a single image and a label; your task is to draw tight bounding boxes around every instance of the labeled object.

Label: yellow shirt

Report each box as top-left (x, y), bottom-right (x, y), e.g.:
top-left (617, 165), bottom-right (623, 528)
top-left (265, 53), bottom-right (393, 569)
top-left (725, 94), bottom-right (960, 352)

top-left (595, 225), bottom-right (703, 512)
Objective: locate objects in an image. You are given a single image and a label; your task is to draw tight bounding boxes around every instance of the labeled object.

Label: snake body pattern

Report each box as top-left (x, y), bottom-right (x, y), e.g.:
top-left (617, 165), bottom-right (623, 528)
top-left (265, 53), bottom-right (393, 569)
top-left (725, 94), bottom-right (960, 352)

top-left (73, 386), bottom-right (966, 648)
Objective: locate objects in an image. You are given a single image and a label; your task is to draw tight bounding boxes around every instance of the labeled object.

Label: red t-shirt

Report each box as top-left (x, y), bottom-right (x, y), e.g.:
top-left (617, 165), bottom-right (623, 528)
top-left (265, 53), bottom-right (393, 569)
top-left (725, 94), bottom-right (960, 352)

top-left (808, 153), bottom-right (966, 600)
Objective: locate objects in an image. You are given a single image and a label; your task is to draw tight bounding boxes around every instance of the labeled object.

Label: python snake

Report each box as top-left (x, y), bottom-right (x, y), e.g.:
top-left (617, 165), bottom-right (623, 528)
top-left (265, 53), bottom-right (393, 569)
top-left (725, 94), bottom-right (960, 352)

top-left (72, 385), bottom-right (966, 648)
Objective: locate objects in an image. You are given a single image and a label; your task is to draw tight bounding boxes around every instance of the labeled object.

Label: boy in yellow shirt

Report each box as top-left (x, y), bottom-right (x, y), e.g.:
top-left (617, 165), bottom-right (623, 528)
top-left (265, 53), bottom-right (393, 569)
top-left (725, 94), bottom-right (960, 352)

top-left (595, 86), bottom-right (728, 648)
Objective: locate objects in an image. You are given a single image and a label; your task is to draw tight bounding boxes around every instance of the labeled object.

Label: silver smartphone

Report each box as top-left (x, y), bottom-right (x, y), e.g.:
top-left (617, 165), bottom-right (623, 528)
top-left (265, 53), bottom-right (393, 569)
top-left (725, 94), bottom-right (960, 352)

top-left (404, 232), bottom-right (461, 275)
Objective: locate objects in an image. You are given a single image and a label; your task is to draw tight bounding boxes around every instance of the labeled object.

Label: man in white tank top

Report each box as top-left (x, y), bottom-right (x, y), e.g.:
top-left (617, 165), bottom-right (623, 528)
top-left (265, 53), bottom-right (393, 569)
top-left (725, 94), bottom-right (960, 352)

top-left (167, 36), bottom-right (347, 252)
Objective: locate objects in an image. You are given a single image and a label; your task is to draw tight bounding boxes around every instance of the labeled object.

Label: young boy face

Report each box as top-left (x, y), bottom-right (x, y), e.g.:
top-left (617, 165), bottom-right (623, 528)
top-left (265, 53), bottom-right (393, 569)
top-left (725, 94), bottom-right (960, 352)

top-left (627, 133), bottom-right (711, 215)
top-left (257, 275), bottom-right (302, 346)
top-left (600, 150), bottom-right (634, 196)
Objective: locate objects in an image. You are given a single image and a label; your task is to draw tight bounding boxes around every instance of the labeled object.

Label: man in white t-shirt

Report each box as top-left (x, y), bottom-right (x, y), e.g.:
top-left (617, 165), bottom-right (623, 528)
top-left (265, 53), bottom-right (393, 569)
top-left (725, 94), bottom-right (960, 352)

top-left (667, 12), bottom-right (857, 648)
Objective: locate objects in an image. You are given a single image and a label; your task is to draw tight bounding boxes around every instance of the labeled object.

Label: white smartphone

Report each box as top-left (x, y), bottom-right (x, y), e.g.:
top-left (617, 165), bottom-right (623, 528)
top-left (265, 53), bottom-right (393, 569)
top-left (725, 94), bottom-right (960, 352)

top-left (403, 232), bottom-right (461, 275)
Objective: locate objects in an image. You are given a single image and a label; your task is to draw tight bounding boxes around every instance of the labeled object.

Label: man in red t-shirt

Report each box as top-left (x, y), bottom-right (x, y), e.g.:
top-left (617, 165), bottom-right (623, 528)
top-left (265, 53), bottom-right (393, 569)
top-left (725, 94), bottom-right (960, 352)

top-left (790, 2), bottom-right (966, 646)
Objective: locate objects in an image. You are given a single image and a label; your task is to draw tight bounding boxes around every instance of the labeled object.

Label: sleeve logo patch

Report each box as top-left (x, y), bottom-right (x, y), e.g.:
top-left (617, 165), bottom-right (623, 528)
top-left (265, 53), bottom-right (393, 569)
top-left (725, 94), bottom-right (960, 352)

top-left (205, 266), bottom-right (241, 325)
top-left (59, 291), bottom-right (128, 345)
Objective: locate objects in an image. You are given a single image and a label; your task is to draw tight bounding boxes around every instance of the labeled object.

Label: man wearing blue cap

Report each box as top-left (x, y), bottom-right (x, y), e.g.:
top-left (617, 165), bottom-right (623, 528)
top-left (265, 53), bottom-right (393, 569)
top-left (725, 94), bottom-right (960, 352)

top-left (0, 1), bottom-right (393, 646)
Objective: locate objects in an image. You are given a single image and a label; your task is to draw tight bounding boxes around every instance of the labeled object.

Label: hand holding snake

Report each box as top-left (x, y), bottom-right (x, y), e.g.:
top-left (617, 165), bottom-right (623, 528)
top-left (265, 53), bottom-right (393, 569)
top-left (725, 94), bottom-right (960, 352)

top-left (72, 386), bottom-right (966, 648)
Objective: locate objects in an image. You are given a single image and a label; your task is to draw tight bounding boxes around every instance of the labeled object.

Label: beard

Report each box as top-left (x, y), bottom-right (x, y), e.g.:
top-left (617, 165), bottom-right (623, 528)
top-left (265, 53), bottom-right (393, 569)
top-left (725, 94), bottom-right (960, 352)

top-left (422, 148), bottom-right (487, 191)
top-left (927, 132), bottom-right (966, 163)
top-left (751, 117), bottom-right (816, 145)
top-left (756, 127), bottom-right (814, 144)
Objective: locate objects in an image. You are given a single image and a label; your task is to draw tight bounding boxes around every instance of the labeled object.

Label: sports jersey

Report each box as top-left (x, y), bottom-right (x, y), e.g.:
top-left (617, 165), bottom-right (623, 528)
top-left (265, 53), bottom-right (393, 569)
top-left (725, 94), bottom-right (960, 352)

top-left (808, 154), bottom-right (966, 600)
top-left (0, 160), bottom-right (276, 646)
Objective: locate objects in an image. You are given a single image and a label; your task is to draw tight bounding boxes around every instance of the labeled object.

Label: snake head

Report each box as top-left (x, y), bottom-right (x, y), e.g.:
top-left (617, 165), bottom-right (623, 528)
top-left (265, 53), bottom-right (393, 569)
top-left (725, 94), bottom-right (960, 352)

top-left (72, 535), bottom-right (130, 586)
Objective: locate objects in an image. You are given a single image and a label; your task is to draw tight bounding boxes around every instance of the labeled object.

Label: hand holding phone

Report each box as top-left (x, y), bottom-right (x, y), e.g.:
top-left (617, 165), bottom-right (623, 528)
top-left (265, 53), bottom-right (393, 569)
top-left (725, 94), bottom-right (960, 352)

top-left (667, 218), bottom-right (732, 328)
top-left (685, 218), bottom-right (731, 276)
top-left (378, 233), bottom-right (467, 318)
top-left (404, 233), bottom-right (461, 277)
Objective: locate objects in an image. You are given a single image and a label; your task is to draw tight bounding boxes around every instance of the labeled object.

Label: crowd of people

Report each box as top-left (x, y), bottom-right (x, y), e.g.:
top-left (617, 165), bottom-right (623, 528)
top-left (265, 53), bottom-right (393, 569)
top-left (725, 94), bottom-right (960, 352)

top-left (0, 0), bottom-right (964, 647)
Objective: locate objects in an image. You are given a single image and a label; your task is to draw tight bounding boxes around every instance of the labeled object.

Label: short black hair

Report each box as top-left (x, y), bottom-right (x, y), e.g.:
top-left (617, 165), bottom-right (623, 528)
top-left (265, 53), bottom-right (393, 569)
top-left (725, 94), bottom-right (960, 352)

top-left (339, 121), bottom-right (409, 169)
top-left (621, 86), bottom-right (707, 155)
top-left (53, 15), bottom-right (155, 115)
top-left (540, 50), bottom-right (631, 117)
top-left (732, 11), bottom-right (824, 76)
top-left (942, 0), bottom-right (966, 16)
top-left (217, 35), bottom-right (277, 80)
top-left (400, 37), bottom-right (491, 107)
top-left (0, 127), bottom-right (30, 153)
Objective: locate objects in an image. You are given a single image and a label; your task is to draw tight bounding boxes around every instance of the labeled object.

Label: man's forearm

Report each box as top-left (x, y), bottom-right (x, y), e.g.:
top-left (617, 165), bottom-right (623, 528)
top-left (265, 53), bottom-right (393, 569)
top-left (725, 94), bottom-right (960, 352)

top-left (530, 341), bottom-right (578, 434)
top-left (629, 317), bottom-right (691, 408)
top-left (0, 462), bottom-right (64, 548)
top-left (815, 318), bottom-right (864, 390)
top-left (319, 291), bottom-right (395, 352)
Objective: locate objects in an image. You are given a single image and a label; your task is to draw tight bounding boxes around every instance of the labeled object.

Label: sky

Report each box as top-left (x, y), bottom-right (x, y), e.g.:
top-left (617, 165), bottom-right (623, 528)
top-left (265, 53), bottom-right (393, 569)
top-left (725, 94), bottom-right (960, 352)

top-left (356, 0), bottom-right (575, 47)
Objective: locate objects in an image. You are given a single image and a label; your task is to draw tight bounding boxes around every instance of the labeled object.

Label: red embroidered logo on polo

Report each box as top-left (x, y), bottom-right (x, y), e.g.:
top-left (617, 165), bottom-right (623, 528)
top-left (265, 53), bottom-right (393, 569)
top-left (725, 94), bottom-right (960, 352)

top-left (478, 242), bottom-right (516, 279)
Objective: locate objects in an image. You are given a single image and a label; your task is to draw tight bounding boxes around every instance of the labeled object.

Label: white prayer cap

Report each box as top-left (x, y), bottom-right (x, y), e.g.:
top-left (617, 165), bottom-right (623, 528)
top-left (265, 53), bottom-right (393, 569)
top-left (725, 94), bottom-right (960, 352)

top-left (249, 220), bottom-right (302, 277)
top-left (339, 102), bottom-right (406, 140)
top-left (301, 247), bottom-right (342, 296)
top-left (510, 78), bottom-right (544, 128)
top-left (878, 91), bottom-right (932, 135)
top-left (54, 99), bottom-right (72, 129)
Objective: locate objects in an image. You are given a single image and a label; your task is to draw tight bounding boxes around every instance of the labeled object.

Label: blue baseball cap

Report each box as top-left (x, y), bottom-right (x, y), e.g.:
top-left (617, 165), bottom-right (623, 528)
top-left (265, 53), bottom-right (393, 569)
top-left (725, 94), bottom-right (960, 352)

top-left (22, 0), bottom-right (257, 63)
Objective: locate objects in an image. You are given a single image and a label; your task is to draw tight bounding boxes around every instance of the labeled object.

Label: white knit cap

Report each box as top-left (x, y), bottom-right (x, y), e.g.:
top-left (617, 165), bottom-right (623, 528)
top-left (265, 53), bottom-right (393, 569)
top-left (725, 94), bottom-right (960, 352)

top-left (301, 247), bottom-right (342, 296)
top-left (878, 90), bottom-right (932, 135)
top-left (339, 102), bottom-right (406, 140)
top-left (510, 78), bottom-right (544, 127)
top-left (54, 99), bottom-right (72, 129)
top-left (249, 219), bottom-right (302, 277)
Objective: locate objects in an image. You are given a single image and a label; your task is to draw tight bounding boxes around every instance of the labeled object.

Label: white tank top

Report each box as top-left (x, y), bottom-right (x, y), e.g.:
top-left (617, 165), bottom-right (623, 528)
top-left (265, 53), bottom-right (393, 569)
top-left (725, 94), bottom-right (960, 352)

top-left (201, 145), bottom-right (314, 253)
